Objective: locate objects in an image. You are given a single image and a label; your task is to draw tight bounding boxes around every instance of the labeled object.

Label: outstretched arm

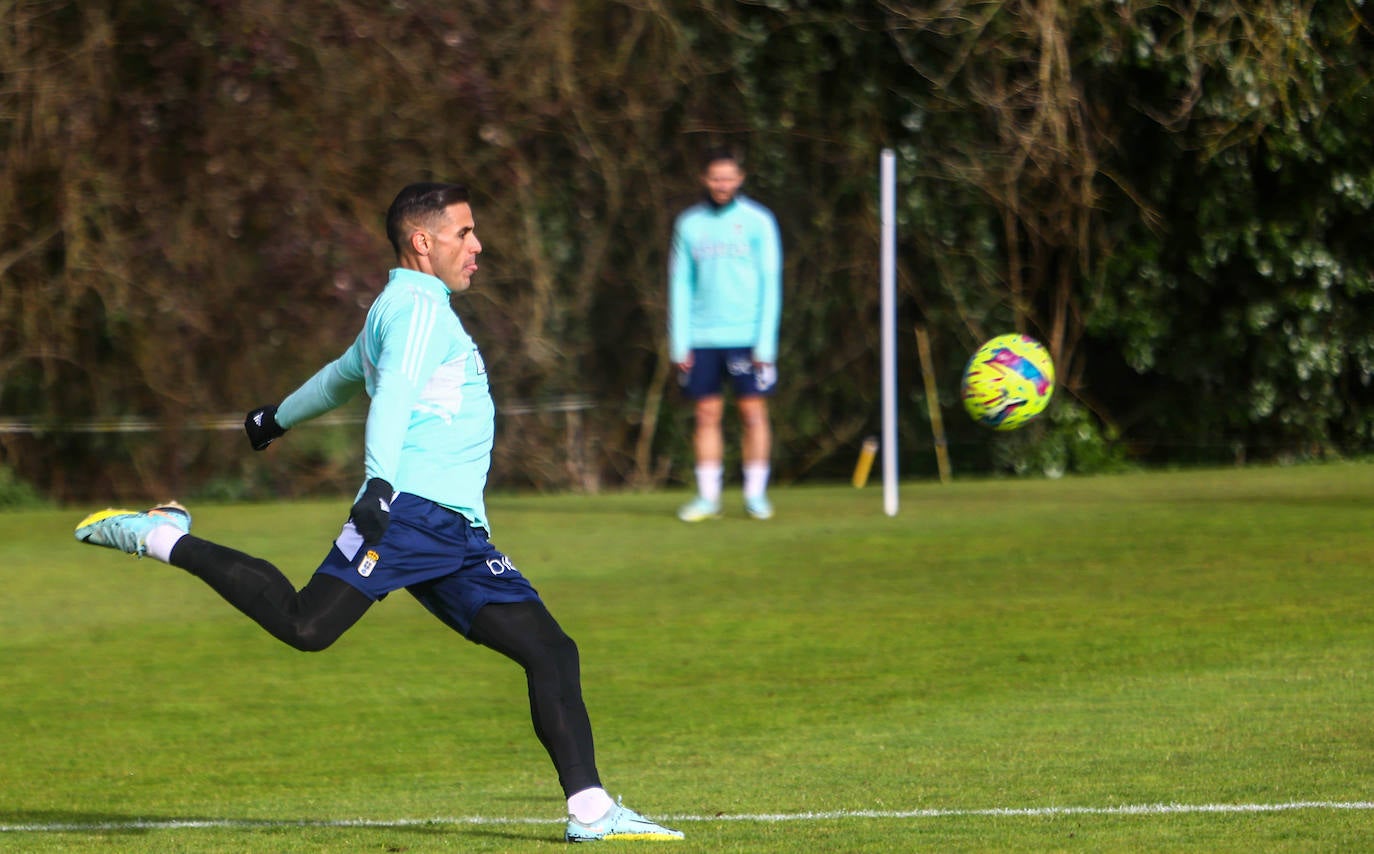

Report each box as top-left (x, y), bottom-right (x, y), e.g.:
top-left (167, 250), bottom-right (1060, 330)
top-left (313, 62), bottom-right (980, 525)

top-left (243, 337), bottom-right (366, 450)
top-left (277, 340), bottom-right (367, 428)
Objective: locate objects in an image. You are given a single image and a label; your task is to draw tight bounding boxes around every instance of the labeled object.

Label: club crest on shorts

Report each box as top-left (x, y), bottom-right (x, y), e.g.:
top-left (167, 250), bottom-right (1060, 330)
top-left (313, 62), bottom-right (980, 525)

top-left (358, 549), bottom-right (380, 578)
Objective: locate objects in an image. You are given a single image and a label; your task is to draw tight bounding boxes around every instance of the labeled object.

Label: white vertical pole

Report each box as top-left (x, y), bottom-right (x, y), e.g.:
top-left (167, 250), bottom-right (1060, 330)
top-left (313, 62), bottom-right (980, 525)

top-left (880, 149), bottom-right (899, 517)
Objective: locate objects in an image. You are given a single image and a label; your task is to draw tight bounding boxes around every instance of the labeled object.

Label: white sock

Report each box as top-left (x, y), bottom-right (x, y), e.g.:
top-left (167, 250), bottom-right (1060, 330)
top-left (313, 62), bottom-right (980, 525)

top-left (568, 786), bottom-right (615, 823)
top-left (695, 463), bottom-right (723, 504)
top-left (144, 525), bottom-right (187, 563)
top-left (743, 462), bottom-right (770, 500)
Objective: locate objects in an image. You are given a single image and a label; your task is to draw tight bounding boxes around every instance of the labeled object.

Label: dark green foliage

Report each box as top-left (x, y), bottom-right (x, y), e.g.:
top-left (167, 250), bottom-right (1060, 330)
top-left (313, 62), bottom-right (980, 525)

top-left (3, 1), bottom-right (1373, 501)
top-left (0, 464), bottom-right (48, 509)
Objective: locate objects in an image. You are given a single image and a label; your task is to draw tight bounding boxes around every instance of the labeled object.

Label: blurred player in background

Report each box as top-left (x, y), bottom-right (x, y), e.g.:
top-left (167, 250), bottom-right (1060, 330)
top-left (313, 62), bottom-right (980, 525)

top-left (75, 182), bottom-right (682, 844)
top-left (669, 147), bottom-right (783, 522)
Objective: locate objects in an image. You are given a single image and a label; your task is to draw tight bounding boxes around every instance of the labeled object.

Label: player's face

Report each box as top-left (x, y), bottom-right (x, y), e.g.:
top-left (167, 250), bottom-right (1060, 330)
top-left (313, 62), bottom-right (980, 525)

top-left (702, 161), bottom-right (744, 205)
top-left (426, 202), bottom-right (482, 292)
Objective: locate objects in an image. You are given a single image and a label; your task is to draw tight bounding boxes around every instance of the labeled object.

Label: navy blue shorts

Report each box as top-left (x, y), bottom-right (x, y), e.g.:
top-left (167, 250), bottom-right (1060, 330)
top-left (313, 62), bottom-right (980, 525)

top-left (679, 346), bottom-right (778, 400)
top-left (315, 492), bottom-right (541, 636)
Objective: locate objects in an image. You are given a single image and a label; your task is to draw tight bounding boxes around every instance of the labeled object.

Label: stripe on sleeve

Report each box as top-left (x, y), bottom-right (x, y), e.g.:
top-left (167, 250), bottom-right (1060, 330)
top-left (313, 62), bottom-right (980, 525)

top-left (401, 296), bottom-right (438, 383)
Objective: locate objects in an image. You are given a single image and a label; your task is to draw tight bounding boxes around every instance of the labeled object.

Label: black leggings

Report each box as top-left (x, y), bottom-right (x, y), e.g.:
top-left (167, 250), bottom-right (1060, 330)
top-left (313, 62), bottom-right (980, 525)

top-left (467, 597), bottom-right (601, 797)
top-left (169, 535), bottom-right (601, 796)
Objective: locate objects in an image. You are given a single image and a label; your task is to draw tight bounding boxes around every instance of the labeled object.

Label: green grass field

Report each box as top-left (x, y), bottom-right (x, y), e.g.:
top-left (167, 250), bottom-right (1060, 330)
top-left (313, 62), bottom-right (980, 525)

top-left (2, 464), bottom-right (1372, 852)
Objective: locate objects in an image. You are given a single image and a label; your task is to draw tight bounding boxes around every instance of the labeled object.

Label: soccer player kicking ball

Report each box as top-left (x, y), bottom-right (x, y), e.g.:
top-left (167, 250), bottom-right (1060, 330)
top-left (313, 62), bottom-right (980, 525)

top-left (75, 182), bottom-right (682, 844)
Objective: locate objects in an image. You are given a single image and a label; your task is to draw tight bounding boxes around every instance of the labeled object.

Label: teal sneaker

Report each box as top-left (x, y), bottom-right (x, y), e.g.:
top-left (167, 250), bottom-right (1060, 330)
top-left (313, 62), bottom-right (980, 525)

top-left (744, 495), bottom-right (774, 520)
top-left (565, 799), bottom-right (684, 843)
top-left (75, 502), bottom-right (192, 557)
top-left (676, 496), bottom-right (721, 523)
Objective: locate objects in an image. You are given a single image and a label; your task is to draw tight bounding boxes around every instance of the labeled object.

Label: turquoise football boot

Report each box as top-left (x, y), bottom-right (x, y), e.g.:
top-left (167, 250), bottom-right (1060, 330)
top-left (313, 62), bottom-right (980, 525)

top-left (75, 503), bottom-right (192, 557)
top-left (565, 799), bottom-right (683, 843)
top-left (676, 496), bottom-right (721, 522)
top-left (744, 494), bottom-right (774, 520)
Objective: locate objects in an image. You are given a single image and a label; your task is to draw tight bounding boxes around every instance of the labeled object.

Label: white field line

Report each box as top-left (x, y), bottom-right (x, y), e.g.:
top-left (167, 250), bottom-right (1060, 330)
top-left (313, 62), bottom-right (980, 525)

top-left (2, 801), bottom-right (1372, 833)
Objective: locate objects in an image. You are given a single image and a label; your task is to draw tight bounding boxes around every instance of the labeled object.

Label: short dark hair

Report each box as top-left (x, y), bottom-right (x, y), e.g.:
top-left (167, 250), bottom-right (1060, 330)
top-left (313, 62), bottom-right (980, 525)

top-left (701, 146), bottom-right (742, 173)
top-left (386, 182), bottom-right (470, 257)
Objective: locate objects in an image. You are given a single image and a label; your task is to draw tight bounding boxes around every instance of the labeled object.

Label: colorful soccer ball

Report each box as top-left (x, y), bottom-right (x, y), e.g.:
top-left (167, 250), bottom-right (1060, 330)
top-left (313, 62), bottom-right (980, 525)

top-left (960, 334), bottom-right (1055, 431)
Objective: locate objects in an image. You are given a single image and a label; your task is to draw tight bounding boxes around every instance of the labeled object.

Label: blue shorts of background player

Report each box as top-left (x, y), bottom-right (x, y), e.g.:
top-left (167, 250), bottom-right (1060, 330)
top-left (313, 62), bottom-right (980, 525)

top-left (678, 346), bottom-right (778, 400)
top-left (316, 492), bottom-right (541, 636)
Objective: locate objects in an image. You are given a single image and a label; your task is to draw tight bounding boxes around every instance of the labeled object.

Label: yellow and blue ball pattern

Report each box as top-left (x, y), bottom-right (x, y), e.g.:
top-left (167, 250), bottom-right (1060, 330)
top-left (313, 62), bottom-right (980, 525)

top-left (960, 334), bottom-right (1055, 431)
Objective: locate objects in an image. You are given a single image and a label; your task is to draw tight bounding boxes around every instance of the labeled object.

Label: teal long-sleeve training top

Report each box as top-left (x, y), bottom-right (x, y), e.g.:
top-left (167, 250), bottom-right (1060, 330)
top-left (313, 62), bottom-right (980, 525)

top-left (274, 267), bottom-right (495, 530)
top-left (668, 194), bottom-right (783, 365)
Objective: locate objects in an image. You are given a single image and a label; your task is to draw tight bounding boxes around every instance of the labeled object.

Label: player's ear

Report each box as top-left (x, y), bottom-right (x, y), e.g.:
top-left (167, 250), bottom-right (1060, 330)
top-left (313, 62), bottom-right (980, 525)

top-left (410, 229), bottom-right (430, 256)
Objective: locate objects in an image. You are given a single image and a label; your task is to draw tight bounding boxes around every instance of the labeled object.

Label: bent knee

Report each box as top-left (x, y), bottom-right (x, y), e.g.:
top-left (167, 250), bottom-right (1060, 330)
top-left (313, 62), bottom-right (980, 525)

top-left (289, 637), bottom-right (335, 653)
top-left (278, 623), bottom-right (344, 653)
top-left (547, 631), bottom-right (580, 671)
top-left (522, 627), bottom-right (579, 674)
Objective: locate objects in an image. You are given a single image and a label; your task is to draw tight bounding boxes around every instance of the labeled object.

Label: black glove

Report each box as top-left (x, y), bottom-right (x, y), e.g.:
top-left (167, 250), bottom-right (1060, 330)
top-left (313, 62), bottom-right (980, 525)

top-left (244, 404), bottom-right (287, 451)
top-left (350, 478), bottom-right (394, 544)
